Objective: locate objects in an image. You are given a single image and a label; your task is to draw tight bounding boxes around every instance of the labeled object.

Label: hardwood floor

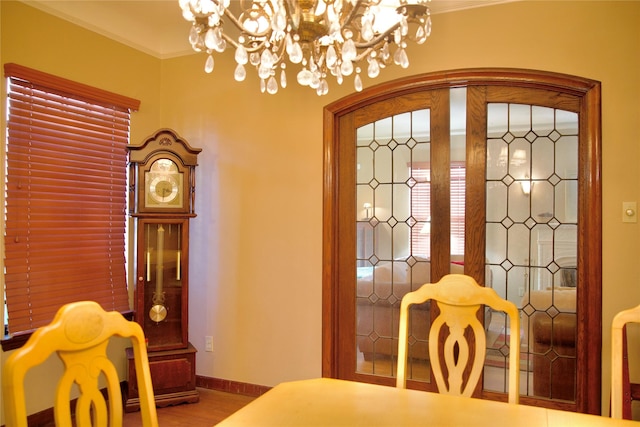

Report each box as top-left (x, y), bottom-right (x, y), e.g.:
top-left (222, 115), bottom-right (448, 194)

top-left (122, 388), bottom-right (255, 427)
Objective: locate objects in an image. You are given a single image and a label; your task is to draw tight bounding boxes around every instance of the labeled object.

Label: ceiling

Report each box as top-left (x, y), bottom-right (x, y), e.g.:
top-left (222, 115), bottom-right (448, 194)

top-left (21, 0), bottom-right (514, 59)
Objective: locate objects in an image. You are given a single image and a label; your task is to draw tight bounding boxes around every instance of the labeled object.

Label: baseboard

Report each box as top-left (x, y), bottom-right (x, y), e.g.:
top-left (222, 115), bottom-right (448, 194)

top-left (196, 375), bottom-right (271, 397)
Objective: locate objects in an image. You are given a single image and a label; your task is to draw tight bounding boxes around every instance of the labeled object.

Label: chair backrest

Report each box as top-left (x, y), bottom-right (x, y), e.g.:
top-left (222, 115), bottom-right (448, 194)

top-left (396, 274), bottom-right (520, 404)
top-left (2, 301), bottom-right (158, 427)
top-left (611, 303), bottom-right (640, 419)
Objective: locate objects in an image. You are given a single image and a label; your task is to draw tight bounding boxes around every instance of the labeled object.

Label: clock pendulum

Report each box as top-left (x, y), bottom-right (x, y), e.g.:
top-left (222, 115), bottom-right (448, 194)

top-left (149, 224), bottom-right (167, 323)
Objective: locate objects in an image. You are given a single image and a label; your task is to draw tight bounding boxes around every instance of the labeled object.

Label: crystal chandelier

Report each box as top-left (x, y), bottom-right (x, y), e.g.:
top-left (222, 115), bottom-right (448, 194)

top-left (179, 0), bottom-right (432, 95)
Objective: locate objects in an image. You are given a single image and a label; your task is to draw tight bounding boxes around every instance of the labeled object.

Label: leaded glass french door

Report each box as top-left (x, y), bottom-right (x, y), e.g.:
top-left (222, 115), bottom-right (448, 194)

top-left (323, 70), bottom-right (601, 413)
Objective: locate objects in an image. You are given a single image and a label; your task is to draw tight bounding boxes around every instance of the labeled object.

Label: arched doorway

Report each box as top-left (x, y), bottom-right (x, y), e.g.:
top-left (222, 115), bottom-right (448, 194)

top-left (322, 69), bottom-right (601, 413)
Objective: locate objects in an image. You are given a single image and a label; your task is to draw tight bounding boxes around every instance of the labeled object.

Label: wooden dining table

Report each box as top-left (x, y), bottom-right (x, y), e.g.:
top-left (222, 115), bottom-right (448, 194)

top-left (216, 378), bottom-right (638, 426)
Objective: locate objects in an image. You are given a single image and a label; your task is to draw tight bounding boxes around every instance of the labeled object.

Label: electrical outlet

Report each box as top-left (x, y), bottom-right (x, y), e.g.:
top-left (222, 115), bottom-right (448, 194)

top-left (205, 336), bottom-right (213, 352)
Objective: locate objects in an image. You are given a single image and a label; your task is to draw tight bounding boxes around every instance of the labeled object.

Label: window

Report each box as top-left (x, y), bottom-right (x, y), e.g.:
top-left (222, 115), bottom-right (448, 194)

top-left (3, 64), bottom-right (140, 342)
top-left (410, 166), bottom-right (430, 258)
top-left (449, 165), bottom-right (465, 255)
top-left (411, 163), bottom-right (466, 258)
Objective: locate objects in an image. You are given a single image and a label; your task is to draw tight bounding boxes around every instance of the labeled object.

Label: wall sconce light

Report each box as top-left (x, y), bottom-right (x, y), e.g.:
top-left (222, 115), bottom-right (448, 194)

top-left (363, 203), bottom-right (372, 220)
top-left (520, 175), bottom-right (532, 196)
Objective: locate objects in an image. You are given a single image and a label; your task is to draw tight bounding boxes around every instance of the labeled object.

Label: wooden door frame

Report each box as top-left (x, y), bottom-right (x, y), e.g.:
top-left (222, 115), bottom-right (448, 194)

top-left (322, 68), bottom-right (602, 413)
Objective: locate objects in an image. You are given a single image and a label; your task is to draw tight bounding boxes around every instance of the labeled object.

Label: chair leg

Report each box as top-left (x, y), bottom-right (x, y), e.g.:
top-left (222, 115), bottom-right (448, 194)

top-left (623, 326), bottom-right (632, 420)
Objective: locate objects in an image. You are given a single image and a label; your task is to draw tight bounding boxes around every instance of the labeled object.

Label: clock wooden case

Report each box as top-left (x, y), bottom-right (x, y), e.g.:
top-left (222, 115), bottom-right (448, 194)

top-left (125, 128), bottom-right (202, 411)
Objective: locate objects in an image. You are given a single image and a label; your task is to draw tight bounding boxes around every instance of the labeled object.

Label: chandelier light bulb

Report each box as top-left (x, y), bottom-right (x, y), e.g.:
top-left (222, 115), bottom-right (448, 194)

top-left (267, 76), bottom-right (279, 94)
top-left (361, 15), bottom-right (374, 42)
top-left (234, 63), bottom-right (247, 81)
top-left (290, 42), bottom-right (304, 64)
top-left (235, 45), bottom-right (248, 65)
top-left (207, 11), bottom-right (220, 26)
top-left (400, 17), bottom-right (409, 36)
top-left (367, 58), bottom-right (380, 79)
top-left (326, 45), bottom-right (338, 68)
top-left (340, 59), bottom-right (354, 77)
top-left (204, 28), bottom-right (216, 50)
top-left (318, 79), bottom-right (329, 96)
top-left (188, 26), bottom-right (199, 46)
top-left (416, 24), bottom-right (426, 43)
top-left (249, 52), bottom-right (261, 66)
top-left (205, 54), bottom-right (214, 73)
top-left (342, 38), bottom-right (357, 62)
top-left (179, 0), bottom-right (432, 95)
top-left (354, 73), bottom-right (363, 92)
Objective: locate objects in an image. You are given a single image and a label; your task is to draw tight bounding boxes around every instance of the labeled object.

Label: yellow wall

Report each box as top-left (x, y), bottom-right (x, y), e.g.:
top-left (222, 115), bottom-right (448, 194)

top-left (0, 0), bottom-right (163, 418)
top-left (1, 0), bottom-right (639, 420)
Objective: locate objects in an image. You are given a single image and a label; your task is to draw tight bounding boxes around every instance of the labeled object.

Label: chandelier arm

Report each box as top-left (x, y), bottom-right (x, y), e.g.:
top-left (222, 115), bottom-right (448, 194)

top-left (219, 31), bottom-right (241, 49)
top-left (352, 22), bottom-right (400, 49)
top-left (221, 32), bottom-right (288, 65)
top-left (352, 46), bottom-right (375, 63)
top-left (352, 12), bottom-right (428, 50)
top-left (270, 40), bottom-right (288, 67)
top-left (218, 31), bottom-right (272, 55)
top-left (339, 0), bottom-right (365, 28)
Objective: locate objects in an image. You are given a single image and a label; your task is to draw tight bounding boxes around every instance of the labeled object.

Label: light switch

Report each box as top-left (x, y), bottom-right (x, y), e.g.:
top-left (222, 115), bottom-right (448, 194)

top-left (623, 201), bottom-right (637, 223)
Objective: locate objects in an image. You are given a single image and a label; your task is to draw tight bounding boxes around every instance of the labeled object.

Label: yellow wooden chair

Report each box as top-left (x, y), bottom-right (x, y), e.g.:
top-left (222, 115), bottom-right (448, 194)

top-left (611, 303), bottom-right (640, 419)
top-left (2, 301), bottom-right (158, 427)
top-left (396, 273), bottom-right (521, 404)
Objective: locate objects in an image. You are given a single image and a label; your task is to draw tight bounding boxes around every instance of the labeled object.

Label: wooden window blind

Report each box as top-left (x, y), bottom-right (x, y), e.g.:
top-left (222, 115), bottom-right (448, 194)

top-left (411, 167), bottom-right (430, 258)
top-left (3, 63), bottom-right (140, 336)
top-left (411, 163), bottom-right (465, 258)
top-left (450, 165), bottom-right (466, 255)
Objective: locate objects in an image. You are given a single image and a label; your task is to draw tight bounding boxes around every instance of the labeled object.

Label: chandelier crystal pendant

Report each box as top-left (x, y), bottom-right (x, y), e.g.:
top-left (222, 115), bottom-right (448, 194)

top-left (179, 0), bottom-right (432, 96)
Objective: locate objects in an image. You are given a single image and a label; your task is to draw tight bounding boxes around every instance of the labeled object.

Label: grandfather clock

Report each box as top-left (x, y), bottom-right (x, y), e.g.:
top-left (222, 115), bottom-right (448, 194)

top-left (125, 128), bottom-right (202, 411)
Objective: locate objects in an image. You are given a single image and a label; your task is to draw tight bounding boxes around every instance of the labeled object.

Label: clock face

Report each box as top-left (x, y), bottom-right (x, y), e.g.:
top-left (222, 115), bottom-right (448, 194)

top-left (144, 158), bottom-right (184, 209)
top-left (149, 175), bottom-right (179, 203)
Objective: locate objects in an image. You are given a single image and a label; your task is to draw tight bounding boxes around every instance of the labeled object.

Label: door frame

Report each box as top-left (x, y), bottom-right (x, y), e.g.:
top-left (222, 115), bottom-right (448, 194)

top-left (322, 68), bottom-right (602, 413)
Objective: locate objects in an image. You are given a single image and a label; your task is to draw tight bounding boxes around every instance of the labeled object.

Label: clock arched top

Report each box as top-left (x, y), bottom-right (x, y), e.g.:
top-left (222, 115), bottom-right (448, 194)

top-left (128, 128), bottom-right (202, 167)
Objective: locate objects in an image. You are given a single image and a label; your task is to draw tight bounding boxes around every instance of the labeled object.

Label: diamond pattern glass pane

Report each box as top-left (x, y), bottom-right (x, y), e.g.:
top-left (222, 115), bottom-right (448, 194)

top-left (485, 103), bottom-right (578, 401)
top-left (356, 109), bottom-right (431, 381)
